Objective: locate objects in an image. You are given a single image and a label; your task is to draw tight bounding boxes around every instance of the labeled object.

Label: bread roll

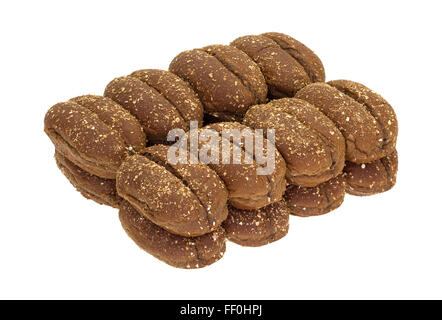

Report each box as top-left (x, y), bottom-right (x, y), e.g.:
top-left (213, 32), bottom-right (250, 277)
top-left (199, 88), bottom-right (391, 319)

top-left (284, 174), bottom-right (346, 217)
top-left (187, 122), bottom-right (287, 210)
top-left (296, 80), bottom-right (398, 163)
top-left (104, 69), bottom-right (203, 143)
top-left (54, 151), bottom-right (121, 208)
top-left (119, 201), bottom-right (226, 269)
top-left (344, 149), bottom-right (398, 196)
top-left (243, 97), bottom-right (345, 186)
top-left (223, 201), bottom-right (289, 247)
top-left (44, 95), bottom-right (146, 178)
top-left (231, 32), bottom-right (324, 98)
top-left (169, 45), bottom-right (267, 121)
top-left (116, 145), bottom-right (228, 237)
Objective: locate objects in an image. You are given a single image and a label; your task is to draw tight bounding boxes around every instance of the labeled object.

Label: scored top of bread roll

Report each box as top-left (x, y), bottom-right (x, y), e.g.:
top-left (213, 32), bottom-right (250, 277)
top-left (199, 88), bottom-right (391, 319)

top-left (44, 95), bottom-right (146, 179)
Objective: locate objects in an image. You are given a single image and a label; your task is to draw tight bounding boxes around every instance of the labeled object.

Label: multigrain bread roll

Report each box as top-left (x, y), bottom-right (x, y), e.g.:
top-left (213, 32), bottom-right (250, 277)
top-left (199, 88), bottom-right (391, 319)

top-left (119, 201), bottom-right (226, 269)
top-left (243, 97), bottom-right (345, 187)
top-left (284, 174), bottom-right (346, 217)
top-left (54, 151), bottom-right (122, 208)
top-left (344, 149), bottom-right (398, 196)
top-left (104, 69), bottom-right (204, 143)
top-left (231, 32), bottom-right (325, 99)
top-left (296, 80), bottom-right (398, 163)
top-left (222, 201), bottom-right (290, 247)
top-left (116, 145), bottom-right (229, 237)
top-left (44, 95), bottom-right (146, 179)
top-left (178, 122), bottom-right (286, 210)
top-left (169, 45), bottom-right (267, 122)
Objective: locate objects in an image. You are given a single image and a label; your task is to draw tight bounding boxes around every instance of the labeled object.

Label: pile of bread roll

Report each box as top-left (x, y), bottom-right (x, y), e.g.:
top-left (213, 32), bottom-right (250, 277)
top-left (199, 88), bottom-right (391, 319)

top-left (44, 32), bottom-right (398, 268)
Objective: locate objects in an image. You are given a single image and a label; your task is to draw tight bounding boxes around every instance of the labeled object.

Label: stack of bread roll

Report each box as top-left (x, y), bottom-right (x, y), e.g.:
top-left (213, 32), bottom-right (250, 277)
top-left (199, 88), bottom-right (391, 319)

top-left (44, 32), bottom-right (398, 268)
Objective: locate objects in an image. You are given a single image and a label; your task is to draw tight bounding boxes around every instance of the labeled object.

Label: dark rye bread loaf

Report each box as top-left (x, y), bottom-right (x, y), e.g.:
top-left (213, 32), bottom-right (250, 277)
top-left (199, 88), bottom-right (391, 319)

top-left (116, 144), bottom-right (228, 237)
top-left (296, 80), bottom-right (398, 163)
top-left (54, 151), bottom-right (122, 208)
top-left (284, 174), bottom-right (346, 217)
top-left (169, 45), bottom-right (267, 122)
top-left (104, 69), bottom-right (203, 143)
top-left (243, 97), bottom-right (345, 187)
top-left (231, 32), bottom-right (325, 99)
top-left (222, 201), bottom-right (290, 247)
top-left (181, 122), bottom-right (286, 210)
top-left (119, 201), bottom-right (226, 269)
top-left (344, 149), bottom-right (398, 196)
top-left (44, 95), bottom-right (146, 179)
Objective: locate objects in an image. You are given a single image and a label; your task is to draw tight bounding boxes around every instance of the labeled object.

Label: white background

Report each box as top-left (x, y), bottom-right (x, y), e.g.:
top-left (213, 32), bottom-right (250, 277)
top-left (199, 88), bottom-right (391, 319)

top-left (1, 0), bottom-right (441, 299)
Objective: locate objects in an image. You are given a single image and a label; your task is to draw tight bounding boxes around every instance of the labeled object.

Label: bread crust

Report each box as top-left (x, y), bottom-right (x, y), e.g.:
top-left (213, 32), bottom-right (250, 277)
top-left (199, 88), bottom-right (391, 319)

top-left (169, 45), bottom-right (267, 120)
top-left (344, 149), bottom-right (398, 196)
top-left (104, 70), bottom-right (203, 143)
top-left (284, 174), bottom-right (346, 217)
top-left (223, 201), bottom-right (289, 247)
top-left (243, 97), bottom-right (345, 186)
top-left (231, 32), bottom-right (324, 98)
top-left (119, 201), bottom-right (226, 269)
top-left (116, 145), bottom-right (228, 237)
top-left (55, 151), bottom-right (121, 208)
top-left (44, 96), bottom-right (146, 178)
top-left (296, 81), bottom-right (398, 163)
top-left (193, 122), bottom-right (286, 210)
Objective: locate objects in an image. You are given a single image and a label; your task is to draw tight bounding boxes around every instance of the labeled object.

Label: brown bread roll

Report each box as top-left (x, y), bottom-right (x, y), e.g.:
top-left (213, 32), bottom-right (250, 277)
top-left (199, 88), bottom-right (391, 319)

top-left (44, 95), bottom-right (146, 179)
top-left (119, 201), bottom-right (226, 269)
top-left (54, 151), bottom-right (121, 208)
top-left (104, 69), bottom-right (203, 143)
top-left (231, 32), bottom-right (325, 99)
top-left (344, 149), bottom-right (398, 196)
top-left (181, 122), bottom-right (286, 210)
top-left (169, 45), bottom-right (267, 122)
top-left (222, 201), bottom-right (290, 247)
top-left (243, 97), bottom-right (345, 187)
top-left (296, 80), bottom-right (398, 163)
top-left (284, 174), bottom-right (346, 217)
top-left (116, 145), bottom-right (228, 237)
